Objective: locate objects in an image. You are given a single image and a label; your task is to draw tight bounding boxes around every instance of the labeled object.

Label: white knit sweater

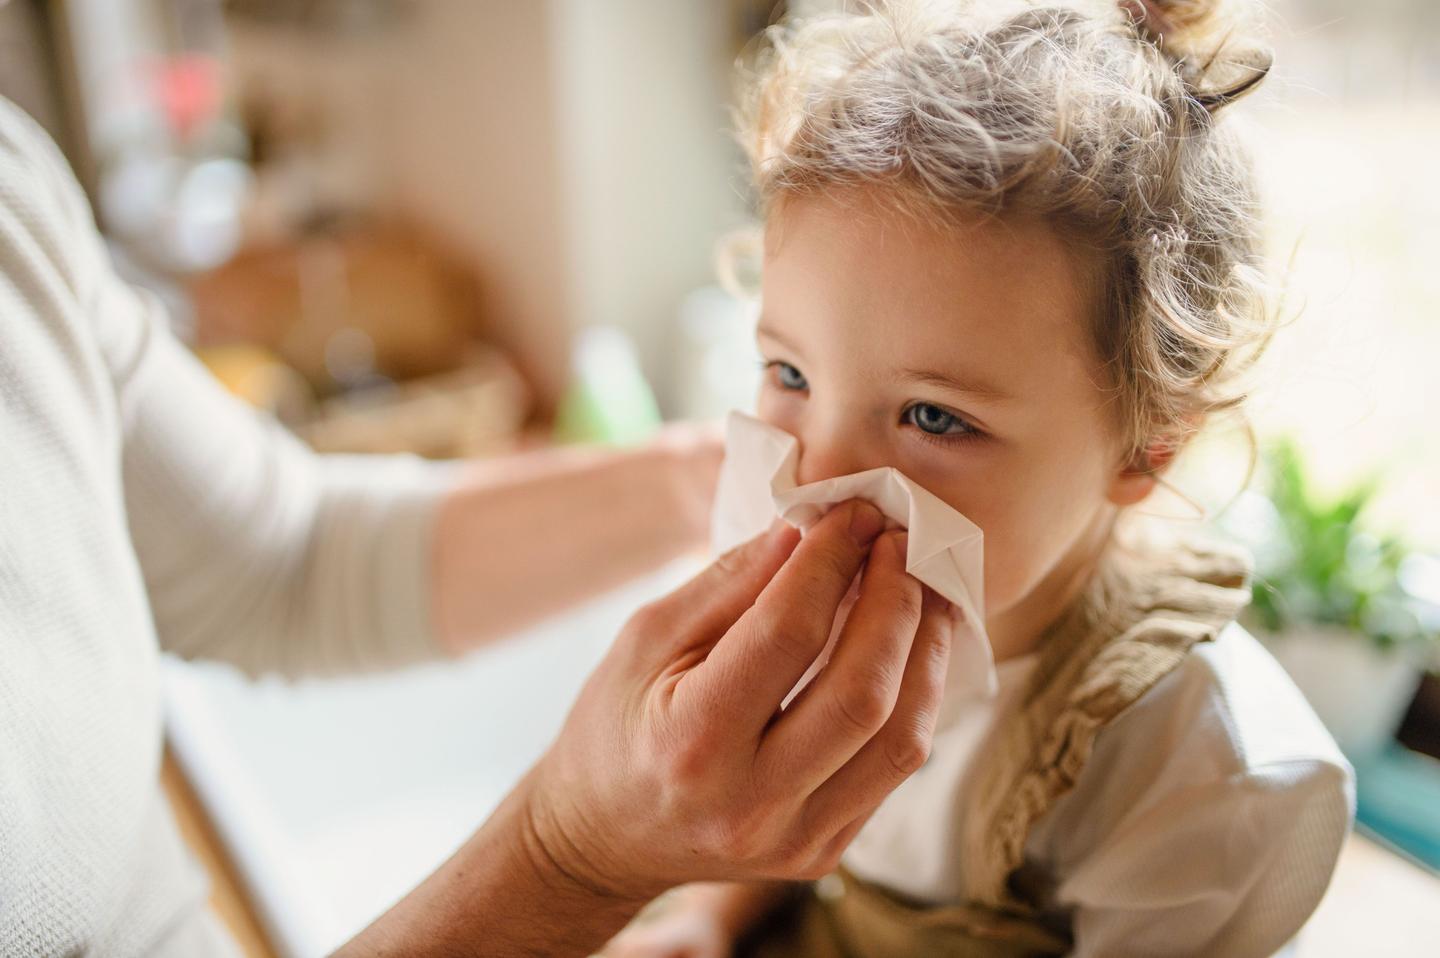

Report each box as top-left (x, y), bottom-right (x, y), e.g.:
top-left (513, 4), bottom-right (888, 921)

top-left (0, 98), bottom-right (448, 956)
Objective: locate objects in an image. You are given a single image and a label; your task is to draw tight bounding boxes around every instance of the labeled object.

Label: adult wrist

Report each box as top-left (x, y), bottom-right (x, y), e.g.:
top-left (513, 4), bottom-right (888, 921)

top-left (512, 769), bottom-right (658, 913)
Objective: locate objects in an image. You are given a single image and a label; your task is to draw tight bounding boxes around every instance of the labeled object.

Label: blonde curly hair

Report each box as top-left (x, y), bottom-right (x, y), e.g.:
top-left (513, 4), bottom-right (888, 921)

top-left (735, 0), bottom-right (1275, 459)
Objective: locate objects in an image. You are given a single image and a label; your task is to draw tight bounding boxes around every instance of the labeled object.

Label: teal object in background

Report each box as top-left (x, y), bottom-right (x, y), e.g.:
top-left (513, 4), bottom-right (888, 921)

top-left (1353, 745), bottom-right (1440, 872)
top-left (553, 325), bottom-right (662, 446)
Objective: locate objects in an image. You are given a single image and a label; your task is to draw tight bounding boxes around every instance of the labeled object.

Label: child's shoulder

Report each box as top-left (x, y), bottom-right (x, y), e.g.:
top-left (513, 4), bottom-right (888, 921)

top-left (1132, 622), bottom-right (1350, 781)
top-left (1093, 526), bottom-right (1348, 786)
top-left (1034, 621), bottom-right (1353, 876)
top-left (1026, 623), bottom-right (1356, 955)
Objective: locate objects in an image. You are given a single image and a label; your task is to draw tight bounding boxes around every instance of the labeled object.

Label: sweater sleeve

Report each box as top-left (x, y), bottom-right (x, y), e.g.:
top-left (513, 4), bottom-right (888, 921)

top-left (25, 114), bottom-right (454, 678)
top-left (112, 295), bottom-right (453, 678)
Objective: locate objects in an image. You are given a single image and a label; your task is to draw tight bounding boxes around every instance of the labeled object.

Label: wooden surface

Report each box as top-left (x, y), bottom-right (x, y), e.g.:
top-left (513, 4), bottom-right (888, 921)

top-left (161, 745), bottom-right (277, 958)
top-left (1302, 830), bottom-right (1440, 956)
top-left (162, 744), bottom-right (1437, 957)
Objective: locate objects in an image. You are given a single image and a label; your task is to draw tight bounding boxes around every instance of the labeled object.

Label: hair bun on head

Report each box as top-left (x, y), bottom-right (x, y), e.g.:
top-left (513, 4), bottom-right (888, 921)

top-left (1117, 0), bottom-right (1272, 111)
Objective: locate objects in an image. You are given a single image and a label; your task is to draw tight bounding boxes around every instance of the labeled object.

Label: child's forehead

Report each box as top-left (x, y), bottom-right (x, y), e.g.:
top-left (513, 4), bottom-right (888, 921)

top-left (766, 189), bottom-right (1094, 294)
top-left (760, 191), bottom-right (1101, 368)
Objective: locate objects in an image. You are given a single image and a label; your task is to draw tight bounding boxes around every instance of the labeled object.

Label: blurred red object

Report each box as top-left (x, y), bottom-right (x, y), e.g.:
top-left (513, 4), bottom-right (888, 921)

top-left (146, 54), bottom-right (224, 140)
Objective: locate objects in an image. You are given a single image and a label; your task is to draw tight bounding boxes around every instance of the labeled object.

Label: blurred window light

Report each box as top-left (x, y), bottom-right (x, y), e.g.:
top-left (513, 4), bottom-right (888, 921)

top-left (1241, 0), bottom-right (1440, 547)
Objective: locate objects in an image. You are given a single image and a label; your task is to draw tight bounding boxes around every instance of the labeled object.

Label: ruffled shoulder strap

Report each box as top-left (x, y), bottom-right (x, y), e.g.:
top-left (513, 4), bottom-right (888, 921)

top-left (961, 533), bottom-right (1253, 909)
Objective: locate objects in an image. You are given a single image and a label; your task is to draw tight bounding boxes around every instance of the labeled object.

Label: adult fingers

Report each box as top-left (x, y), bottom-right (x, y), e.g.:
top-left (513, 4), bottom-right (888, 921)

top-left (630, 519), bottom-right (801, 669)
top-left (758, 530), bottom-right (921, 793)
top-left (685, 500), bottom-right (885, 729)
top-left (797, 587), bottom-right (953, 843)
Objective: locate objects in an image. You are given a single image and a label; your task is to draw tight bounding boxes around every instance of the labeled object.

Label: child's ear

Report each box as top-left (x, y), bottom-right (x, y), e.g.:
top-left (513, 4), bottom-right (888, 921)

top-left (1106, 436), bottom-right (1180, 507)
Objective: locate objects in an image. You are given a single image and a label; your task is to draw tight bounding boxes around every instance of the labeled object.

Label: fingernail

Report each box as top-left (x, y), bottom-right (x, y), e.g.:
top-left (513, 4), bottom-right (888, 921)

top-left (848, 502), bottom-right (884, 545)
top-left (767, 517), bottom-right (798, 548)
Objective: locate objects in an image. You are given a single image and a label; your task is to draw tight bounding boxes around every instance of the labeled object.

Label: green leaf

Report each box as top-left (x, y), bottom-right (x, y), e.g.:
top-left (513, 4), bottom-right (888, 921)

top-left (1250, 438), bottom-right (1436, 652)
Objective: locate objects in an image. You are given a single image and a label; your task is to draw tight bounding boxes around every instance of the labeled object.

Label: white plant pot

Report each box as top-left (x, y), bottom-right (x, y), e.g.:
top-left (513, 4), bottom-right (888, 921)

top-left (1265, 626), bottom-right (1423, 758)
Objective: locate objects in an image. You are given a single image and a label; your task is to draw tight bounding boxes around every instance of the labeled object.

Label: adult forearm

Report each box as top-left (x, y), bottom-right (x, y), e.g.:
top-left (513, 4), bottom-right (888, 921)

top-left (333, 770), bottom-right (646, 957)
top-left (432, 429), bottom-right (720, 652)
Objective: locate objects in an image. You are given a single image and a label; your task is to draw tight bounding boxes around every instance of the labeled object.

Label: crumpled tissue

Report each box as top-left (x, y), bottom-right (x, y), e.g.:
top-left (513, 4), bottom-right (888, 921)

top-left (710, 411), bottom-right (997, 708)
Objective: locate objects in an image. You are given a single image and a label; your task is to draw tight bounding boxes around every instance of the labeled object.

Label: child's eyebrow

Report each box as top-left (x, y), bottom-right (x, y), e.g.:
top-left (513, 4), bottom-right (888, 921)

top-left (901, 368), bottom-right (1015, 404)
top-left (755, 322), bottom-right (801, 354)
top-left (758, 320), bottom-right (1013, 403)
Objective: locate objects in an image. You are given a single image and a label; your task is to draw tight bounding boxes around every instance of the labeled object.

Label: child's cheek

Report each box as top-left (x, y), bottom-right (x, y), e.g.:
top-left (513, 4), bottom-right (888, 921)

top-left (923, 487), bottom-right (1024, 611)
top-left (980, 540), bottom-right (1023, 614)
top-left (896, 456), bottom-right (987, 523)
top-left (755, 391), bottom-right (801, 436)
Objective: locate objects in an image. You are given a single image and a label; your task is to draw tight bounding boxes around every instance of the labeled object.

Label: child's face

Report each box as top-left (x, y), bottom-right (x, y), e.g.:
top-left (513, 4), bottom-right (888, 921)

top-left (756, 190), bottom-right (1157, 650)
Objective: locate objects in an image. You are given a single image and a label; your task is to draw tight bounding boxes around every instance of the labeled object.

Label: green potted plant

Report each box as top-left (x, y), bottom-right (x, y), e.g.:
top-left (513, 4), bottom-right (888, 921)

top-left (1232, 439), bottom-right (1437, 757)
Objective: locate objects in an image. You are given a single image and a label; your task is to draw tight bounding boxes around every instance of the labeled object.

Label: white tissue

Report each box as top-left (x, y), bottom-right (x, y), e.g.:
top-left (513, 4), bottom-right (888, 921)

top-left (711, 411), bottom-right (997, 707)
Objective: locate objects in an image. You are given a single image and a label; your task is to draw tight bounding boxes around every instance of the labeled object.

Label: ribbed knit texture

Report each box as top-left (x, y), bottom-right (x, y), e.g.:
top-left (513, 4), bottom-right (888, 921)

top-left (0, 96), bottom-right (448, 956)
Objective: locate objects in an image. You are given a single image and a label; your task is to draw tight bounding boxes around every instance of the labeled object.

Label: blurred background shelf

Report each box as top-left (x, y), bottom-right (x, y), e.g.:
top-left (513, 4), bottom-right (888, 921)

top-left (0, 0), bottom-right (766, 430)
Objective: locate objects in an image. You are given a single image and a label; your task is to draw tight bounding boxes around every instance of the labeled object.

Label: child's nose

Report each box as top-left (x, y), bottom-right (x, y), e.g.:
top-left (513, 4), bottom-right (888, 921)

top-left (794, 431), bottom-right (874, 487)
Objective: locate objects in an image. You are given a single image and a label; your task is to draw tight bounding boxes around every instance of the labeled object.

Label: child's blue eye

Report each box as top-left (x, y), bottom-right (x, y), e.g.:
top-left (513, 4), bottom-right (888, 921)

top-left (771, 361), bottom-right (809, 391)
top-left (904, 402), bottom-right (973, 437)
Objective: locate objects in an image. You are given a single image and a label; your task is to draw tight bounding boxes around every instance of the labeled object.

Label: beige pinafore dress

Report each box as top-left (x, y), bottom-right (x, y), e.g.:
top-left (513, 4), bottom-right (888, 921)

top-left (743, 536), bottom-right (1252, 957)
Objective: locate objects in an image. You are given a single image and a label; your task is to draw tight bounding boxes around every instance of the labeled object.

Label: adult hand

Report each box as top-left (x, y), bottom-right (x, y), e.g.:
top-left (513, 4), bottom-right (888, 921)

top-left (529, 499), bottom-right (956, 900)
top-left (337, 500), bottom-right (955, 957)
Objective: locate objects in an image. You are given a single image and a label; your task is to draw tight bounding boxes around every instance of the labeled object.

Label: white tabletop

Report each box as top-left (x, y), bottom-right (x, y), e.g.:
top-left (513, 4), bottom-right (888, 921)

top-left (163, 561), bottom-right (697, 958)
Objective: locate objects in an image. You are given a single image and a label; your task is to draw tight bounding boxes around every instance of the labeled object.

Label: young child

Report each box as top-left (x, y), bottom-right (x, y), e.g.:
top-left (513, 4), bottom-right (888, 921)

top-left (606, 1), bottom-right (1352, 955)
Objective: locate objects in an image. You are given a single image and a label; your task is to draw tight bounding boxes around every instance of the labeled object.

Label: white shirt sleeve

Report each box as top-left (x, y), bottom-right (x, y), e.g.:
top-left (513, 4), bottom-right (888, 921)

top-left (1057, 760), bottom-right (1351, 957)
top-left (1027, 629), bottom-right (1355, 958)
top-left (29, 117), bottom-right (454, 679)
